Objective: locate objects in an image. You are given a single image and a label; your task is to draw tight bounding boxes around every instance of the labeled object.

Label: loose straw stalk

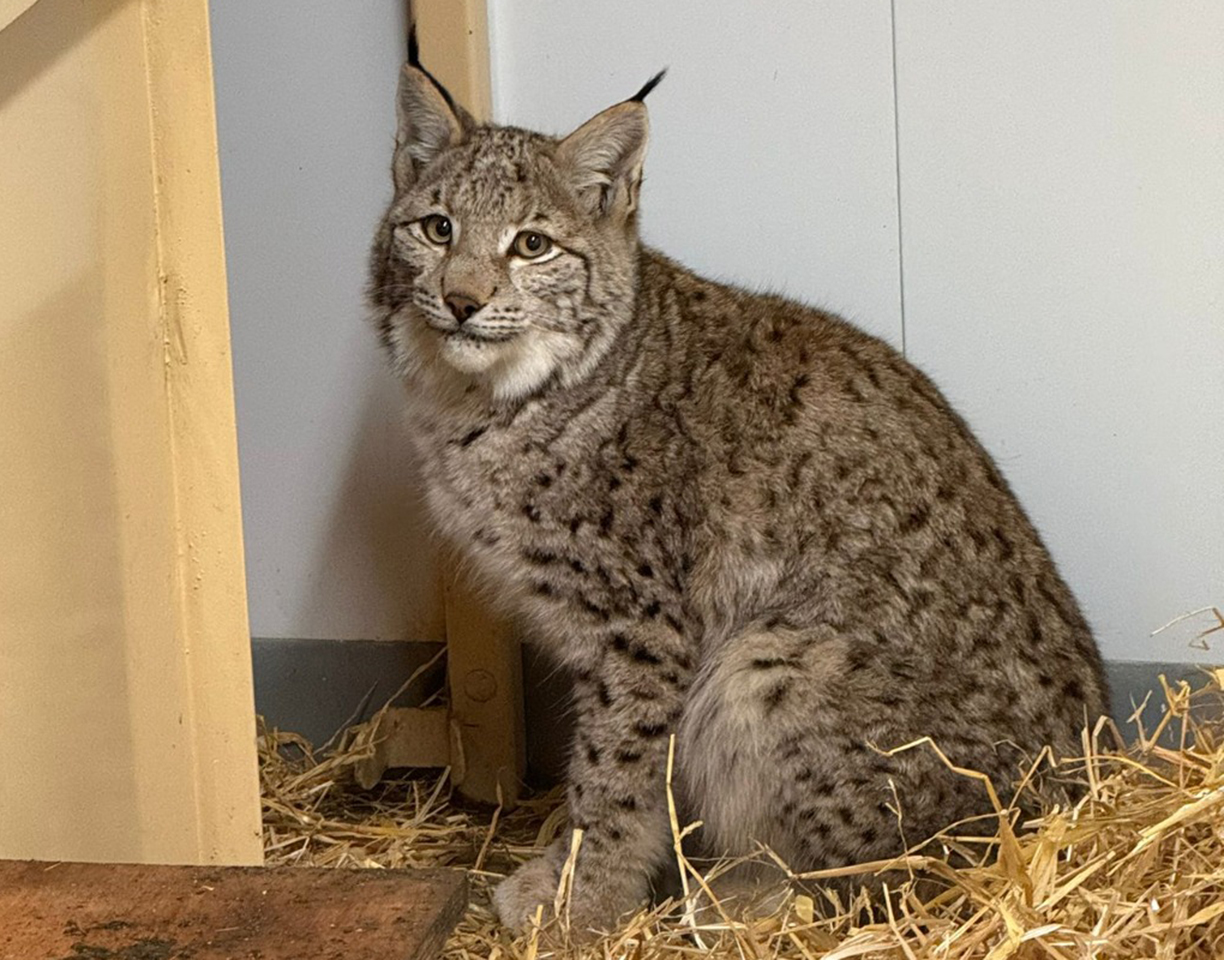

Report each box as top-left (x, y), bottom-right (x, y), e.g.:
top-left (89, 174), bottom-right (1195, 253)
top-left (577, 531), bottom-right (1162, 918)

top-left (260, 669), bottom-right (1224, 959)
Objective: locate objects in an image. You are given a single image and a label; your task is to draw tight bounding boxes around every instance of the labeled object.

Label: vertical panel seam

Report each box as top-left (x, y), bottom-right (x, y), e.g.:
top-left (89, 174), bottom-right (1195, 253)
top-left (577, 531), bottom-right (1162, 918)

top-left (889, 0), bottom-right (908, 356)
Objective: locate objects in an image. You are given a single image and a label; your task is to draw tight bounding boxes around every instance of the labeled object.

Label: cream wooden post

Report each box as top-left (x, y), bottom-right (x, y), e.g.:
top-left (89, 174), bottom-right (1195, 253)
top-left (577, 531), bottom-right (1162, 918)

top-left (0, 0), bottom-right (262, 865)
top-left (416, 0), bottom-right (527, 806)
top-left (335, 0), bottom-right (528, 806)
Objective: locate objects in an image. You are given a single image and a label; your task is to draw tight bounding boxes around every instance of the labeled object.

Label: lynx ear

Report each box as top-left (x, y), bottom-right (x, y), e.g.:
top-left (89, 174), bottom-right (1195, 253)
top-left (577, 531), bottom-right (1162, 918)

top-left (393, 32), bottom-right (475, 192)
top-left (557, 71), bottom-right (665, 219)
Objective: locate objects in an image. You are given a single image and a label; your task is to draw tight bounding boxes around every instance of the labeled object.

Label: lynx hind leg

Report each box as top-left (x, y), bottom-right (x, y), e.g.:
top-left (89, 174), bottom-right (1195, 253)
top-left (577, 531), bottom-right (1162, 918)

top-left (678, 624), bottom-right (999, 887)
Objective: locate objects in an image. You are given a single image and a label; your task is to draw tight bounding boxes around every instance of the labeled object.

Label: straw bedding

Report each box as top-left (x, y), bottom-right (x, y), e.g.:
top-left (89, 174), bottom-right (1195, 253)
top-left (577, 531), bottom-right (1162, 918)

top-left (260, 621), bottom-right (1224, 959)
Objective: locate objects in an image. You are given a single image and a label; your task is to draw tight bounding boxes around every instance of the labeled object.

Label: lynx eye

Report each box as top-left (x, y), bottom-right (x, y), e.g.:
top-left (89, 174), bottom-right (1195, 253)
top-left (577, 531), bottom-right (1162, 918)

top-left (420, 214), bottom-right (453, 245)
top-left (512, 231), bottom-right (552, 259)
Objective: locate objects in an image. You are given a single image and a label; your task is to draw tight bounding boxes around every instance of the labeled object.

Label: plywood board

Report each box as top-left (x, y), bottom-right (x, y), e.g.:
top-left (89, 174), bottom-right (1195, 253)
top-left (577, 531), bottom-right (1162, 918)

top-left (0, 861), bottom-right (467, 960)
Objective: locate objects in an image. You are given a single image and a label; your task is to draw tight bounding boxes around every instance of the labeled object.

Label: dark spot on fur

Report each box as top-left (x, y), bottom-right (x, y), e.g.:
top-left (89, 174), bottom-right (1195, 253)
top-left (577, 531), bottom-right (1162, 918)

top-left (692, 290), bottom-right (707, 302)
top-left (994, 528), bottom-right (1016, 560)
top-left (597, 682), bottom-right (612, 707)
top-left (632, 646), bottom-right (663, 666)
top-left (664, 614), bottom-right (684, 634)
top-left (616, 796), bottom-right (638, 811)
top-left (1063, 678), bottom-right (1085, 701)
top-left (615, 748), bottom-right (643, 764)
top-left (523, 548), bottom-right (557, 566)
top-left (569, 517), bottom-right (583, 534)
top-left (581, 597), bottom-right (610, 621)
top-left (836, 806), bottom-right (855, 826)
top-left (634, 721), bottom-right (667, 738)
top-left (608, 475), bottom-right (622, 491)
top-left (1039, 673), bottom-right (1054, 687)
top-left (608, 827), bottom-right (623, 841)
top-left (599, 508), bottom-right (615, 535)
top-left (648, 496), bottom-right (664, 515)
top-left (763, 681), bottom-right (791, 713)
top-left (795, 768), bottom-right (813, 782)
top-left (789, 373), bottom-right (811, 404)
top-left (458, 426), bottom-right (486, 447)
top-left (1026, 612), bottom-right (1045, 646)
top-left (815, 782), bottom-right (834, 797)
top-left (611, 633), bottom-right (629, 652)
top-left (522, 503), bottom-right (541, 523)
top-left (532, 581), bottom-right (553, 597)
top-left (535, 473), bottom-right (552, 487)
top-left (847, 645), bottom-right (873, 672)
top-left (586, 743), bottom-right (601, 765)
top-left (643, 600), bottom-right (661, 619)
top-left (860, 827), bottom-right (878, 845)
top-left (637, 563), bottom-right (654, 578)
top-left (902, 504), bottom-right (930, 534)
top-left (751, 657), bottom-right (790, 669)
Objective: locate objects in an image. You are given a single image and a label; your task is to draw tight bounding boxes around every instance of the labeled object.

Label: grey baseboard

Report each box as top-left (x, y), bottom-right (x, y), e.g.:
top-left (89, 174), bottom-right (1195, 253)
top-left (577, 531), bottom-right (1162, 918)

top-left (252, 637), bottom-right (1220, 784)
top-left (252, 637), bottom-right (445, 748)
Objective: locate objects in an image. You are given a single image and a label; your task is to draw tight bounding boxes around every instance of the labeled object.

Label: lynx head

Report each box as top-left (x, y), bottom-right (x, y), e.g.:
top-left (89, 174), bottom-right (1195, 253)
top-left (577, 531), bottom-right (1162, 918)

top-left (369, 41), bottom-right (664, 404)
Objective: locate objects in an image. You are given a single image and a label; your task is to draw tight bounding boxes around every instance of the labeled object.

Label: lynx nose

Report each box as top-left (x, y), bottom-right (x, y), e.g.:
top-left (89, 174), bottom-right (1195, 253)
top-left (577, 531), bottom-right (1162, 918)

top-left (444, 293), bottom-right (484, 324)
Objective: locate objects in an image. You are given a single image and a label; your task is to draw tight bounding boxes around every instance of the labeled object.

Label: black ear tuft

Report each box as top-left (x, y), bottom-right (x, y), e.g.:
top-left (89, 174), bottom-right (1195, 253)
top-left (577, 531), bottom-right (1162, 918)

top-left (629, 69), bottom-right (668, 103)
top-left (404, 22), bottom-right (460, 114)
top-left (407, 23), bottom-right (420, 66)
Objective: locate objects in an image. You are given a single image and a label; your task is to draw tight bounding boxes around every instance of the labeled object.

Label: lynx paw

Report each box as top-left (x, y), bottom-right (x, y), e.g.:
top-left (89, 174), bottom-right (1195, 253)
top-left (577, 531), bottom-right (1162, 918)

top-left (493, 849), bottom-right (648, 938)
top-left (492, 856), bottom-right (562, 934)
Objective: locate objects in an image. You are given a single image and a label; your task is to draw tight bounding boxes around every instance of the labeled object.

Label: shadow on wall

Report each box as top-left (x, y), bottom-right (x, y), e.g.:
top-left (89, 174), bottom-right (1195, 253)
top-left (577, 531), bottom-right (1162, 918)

top-left (295, 372), bottom-right (446, 643)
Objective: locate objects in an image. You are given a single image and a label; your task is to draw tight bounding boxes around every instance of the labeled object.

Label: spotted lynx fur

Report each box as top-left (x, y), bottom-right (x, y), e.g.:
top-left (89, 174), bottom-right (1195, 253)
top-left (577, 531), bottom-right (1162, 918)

top-left (368, 48), bottom-right (1108, 933)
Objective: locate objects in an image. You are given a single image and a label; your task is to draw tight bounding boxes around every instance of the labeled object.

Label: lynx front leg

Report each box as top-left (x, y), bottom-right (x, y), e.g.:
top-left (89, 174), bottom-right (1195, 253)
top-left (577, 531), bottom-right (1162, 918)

top-left (494, 626), bottom-right (693, 936)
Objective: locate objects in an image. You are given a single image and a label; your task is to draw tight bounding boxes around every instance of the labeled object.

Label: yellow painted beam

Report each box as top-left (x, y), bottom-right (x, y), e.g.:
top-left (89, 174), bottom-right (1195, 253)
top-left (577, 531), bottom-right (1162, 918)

top-left (0, 0), bottom-right (260, 865)
top-left (414, 0), bottom-right (492, 121)
top-left (142, 0), bottom-right (263, 864)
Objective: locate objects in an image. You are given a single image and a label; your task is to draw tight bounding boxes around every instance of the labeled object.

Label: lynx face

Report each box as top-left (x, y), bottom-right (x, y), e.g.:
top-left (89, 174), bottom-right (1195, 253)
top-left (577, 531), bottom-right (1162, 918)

top-left (372, 74), bottom-right (653, 404)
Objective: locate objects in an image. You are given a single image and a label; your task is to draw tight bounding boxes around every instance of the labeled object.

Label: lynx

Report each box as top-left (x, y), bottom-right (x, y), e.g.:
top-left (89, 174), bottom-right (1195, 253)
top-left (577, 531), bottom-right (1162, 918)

top-left (368, 43), bottom-right (1108, 934)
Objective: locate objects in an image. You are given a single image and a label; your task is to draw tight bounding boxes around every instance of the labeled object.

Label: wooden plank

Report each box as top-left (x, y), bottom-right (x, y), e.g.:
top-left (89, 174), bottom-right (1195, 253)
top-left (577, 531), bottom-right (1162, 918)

top-left (409, 3), bottom-right (526, 808)
top-left (0, 861), bottom-right (467, 960)
top-left (353, 707), bottom-right (453, 790)
top-left (413, 0), bottom-right (491, 120)
top-left (0, 0), bottom-right (258, 865)
top-left (443, 568), bottom-right (526, 806)
top-left (142, 0), bottom-right (264, 865)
